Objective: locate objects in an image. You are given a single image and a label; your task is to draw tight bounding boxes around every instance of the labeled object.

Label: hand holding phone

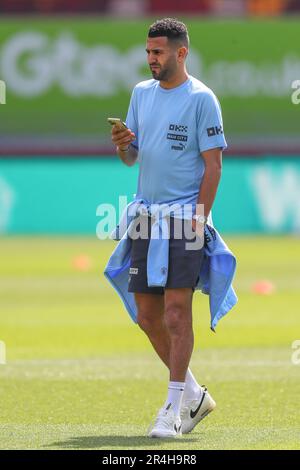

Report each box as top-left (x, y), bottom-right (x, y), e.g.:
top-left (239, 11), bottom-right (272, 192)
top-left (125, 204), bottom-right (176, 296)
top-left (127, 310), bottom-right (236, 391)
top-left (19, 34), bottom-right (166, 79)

top-left (107, 118), bottom-right (128, 130)
top-left (108, 117), bottom-right (135, 151)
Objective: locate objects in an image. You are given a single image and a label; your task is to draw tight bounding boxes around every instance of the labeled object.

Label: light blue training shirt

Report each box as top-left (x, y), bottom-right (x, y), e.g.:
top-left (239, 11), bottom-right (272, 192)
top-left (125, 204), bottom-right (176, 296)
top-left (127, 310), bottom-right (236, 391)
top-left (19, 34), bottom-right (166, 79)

top-left (125, 75), bottom-right (227, 207)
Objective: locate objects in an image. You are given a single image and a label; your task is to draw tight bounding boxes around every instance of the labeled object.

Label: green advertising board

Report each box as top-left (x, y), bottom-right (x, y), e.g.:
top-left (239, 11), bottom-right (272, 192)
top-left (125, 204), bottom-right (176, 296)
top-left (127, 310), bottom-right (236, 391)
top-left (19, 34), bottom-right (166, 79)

top-left (0, 18), bottom-right (300, 149)
top-left (0, 156), bottom-right (299, 234)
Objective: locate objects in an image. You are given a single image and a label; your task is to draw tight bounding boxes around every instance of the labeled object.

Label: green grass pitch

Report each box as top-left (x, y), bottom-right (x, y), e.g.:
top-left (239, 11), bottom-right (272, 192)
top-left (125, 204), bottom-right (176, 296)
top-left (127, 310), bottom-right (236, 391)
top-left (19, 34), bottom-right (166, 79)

top-left (0, 236), bottom-right (299, 450)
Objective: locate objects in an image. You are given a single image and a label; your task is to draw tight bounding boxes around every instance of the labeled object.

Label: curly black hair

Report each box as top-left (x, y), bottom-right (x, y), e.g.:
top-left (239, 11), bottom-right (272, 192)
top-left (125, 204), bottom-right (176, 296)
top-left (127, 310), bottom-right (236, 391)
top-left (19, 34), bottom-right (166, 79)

top-left (148, 18), bottom-right (189, 48)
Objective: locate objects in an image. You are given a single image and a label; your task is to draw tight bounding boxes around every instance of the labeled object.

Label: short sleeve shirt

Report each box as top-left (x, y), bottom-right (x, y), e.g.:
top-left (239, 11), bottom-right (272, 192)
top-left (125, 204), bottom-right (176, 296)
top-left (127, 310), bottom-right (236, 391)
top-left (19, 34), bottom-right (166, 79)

top-left (125, 75), bottom-right (227, 206)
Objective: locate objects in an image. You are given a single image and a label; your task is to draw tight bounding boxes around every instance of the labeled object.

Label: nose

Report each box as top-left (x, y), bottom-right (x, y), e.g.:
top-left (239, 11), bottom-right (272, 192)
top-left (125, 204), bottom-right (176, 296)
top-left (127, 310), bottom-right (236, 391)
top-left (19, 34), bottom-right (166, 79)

top-left (147, 52), bottom-right (156, 65)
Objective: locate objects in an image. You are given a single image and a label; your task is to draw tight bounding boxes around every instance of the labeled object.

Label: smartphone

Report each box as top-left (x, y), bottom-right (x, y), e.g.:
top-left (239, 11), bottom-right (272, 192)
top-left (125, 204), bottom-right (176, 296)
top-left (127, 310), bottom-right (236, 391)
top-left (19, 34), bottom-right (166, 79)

top-left (107, 118), bottom-right (128, 130)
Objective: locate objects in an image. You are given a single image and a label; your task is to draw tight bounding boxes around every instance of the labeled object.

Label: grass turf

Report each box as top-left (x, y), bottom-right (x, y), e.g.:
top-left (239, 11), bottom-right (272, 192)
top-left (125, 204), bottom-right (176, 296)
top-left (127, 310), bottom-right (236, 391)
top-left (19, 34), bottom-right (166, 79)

top-left (0, 236), bottom-right (299, 450)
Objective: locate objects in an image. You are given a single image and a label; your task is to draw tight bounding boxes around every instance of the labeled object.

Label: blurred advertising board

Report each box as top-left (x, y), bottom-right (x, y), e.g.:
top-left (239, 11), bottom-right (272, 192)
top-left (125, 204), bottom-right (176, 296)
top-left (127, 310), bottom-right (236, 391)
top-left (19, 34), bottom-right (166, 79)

top-left (0, 156), bottom-right (299, 234)
top-left (0, 18), bottom-right (299, 153)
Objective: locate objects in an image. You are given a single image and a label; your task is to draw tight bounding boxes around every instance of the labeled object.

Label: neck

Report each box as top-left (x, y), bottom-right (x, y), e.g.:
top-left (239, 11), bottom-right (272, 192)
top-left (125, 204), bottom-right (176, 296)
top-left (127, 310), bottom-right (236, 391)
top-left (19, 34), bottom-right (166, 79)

top-left (159, 70), bottom-right (189, 90)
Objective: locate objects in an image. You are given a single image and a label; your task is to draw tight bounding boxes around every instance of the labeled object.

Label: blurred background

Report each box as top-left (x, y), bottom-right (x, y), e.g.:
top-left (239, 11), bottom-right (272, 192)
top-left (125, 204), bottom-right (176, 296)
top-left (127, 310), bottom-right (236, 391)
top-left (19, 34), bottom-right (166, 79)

top-left (0, 0), bottom-right (300, 450)
top-left (0, 0), bottom-right (299, 235)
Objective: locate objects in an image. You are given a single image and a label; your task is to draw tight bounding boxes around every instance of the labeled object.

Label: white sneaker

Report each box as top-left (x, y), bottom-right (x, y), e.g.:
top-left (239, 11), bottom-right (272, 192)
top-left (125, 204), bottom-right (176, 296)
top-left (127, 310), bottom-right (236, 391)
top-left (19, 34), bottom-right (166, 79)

top-left (148, 404), bottom-right (182, 438)
top-left (180, 386), bottom-right (216, 434)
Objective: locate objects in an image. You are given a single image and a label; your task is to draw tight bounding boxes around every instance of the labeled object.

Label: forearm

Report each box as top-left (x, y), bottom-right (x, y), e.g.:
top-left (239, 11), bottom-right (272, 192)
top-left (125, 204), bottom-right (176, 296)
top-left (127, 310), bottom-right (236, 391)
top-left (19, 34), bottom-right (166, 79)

top-left (196, 164), bottom-right (222, 217)
top-left (117, 145), bottom-right (138, 167)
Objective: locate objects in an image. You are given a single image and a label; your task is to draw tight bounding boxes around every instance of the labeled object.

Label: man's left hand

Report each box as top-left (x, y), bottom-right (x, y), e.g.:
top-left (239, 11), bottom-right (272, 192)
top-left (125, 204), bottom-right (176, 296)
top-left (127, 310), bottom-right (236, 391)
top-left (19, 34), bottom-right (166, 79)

top-left (192, 219), bottom-right (205, 239)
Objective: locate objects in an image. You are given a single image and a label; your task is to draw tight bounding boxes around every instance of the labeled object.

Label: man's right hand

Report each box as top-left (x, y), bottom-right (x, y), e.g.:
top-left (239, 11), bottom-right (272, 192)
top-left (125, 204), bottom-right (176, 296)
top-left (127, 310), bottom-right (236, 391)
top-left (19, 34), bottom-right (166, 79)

top-left (111, 125), bottom-right (136, 151)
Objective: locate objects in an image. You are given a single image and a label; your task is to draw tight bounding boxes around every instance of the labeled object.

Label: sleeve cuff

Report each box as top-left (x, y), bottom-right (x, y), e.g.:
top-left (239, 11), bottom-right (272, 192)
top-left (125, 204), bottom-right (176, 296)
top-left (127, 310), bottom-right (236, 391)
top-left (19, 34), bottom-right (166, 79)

top-left (200, 141), bottom-right (227, 153)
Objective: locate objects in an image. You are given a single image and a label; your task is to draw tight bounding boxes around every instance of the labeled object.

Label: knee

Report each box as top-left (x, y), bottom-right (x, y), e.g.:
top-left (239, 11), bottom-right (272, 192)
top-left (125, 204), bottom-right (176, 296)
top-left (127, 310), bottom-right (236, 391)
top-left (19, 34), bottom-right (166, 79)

top-left (137, 309), bottom-right (156, 334)
top-left (164, 303), bottom-right (191, 335)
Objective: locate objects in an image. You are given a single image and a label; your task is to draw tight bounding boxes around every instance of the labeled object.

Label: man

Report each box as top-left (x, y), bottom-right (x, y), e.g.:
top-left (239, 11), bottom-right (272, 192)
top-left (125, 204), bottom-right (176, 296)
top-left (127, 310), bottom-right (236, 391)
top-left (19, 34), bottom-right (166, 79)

top-left (110, 18), bottom-right (230, 438)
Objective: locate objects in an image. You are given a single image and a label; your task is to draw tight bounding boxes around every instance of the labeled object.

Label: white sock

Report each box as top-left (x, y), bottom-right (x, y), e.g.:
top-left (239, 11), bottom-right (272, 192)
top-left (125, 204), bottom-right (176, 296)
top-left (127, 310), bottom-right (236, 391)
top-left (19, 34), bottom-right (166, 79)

top-left (164, 381), bottom-right (185, 417)
top-left (183, 368), bottom-right (202, 402)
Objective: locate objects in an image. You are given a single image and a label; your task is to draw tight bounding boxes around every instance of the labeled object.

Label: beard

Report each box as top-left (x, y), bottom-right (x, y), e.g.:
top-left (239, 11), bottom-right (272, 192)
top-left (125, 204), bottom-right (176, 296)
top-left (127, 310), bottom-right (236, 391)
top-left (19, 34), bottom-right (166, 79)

top-left (150, 56), bottom-right (177, 81)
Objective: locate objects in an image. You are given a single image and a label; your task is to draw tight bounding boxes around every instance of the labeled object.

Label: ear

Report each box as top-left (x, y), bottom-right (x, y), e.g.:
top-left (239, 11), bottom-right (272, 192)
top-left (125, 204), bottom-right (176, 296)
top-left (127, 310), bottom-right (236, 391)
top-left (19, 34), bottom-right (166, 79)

top-left (177, 46), bottom-right (188, 63)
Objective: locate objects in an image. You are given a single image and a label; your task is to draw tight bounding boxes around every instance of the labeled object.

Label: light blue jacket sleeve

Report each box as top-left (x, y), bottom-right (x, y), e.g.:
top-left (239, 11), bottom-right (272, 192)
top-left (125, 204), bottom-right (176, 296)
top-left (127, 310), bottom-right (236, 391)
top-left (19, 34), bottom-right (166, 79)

top-left (104, 201), bottom-right (238, 331)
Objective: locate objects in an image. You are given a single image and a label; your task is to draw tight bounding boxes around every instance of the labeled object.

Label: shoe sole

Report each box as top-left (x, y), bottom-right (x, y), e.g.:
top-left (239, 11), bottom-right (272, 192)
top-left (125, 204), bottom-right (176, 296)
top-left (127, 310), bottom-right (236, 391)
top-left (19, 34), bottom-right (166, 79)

top-left (149, 431), bottom-right (182, 439)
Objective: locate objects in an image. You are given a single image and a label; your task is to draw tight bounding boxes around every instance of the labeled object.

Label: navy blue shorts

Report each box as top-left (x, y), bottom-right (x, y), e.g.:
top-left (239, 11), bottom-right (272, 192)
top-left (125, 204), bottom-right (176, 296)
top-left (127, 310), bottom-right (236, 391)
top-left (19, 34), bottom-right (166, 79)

top-left (128, 216), bottom-right (204, 295)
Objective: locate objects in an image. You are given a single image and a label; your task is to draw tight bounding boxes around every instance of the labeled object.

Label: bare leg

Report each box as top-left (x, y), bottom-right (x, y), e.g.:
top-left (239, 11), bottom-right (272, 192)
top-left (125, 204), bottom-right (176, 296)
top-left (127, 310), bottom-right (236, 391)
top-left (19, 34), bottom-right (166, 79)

top-left (135, 293), bottom-right (171, 368)
top-left (164, 288), bottom-right (194, 382)
top-left (135, 289), bottom-right (194, 383)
